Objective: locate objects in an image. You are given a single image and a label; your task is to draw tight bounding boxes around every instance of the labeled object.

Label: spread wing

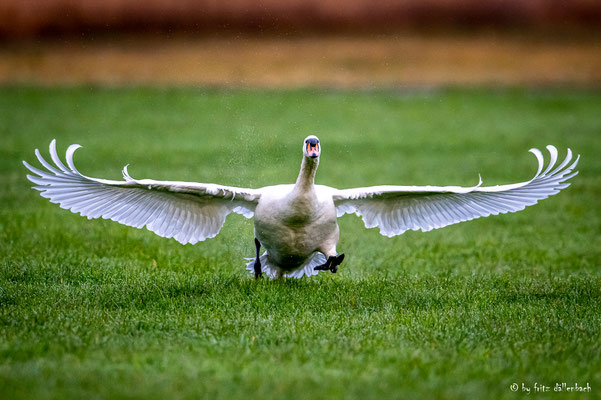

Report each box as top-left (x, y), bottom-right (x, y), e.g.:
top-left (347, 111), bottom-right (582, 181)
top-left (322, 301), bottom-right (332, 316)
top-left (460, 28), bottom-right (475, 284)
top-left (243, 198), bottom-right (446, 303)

top-left (333, 146), bottom-right (579, 237)
top-left (24, 140), bottom-right (261, 245)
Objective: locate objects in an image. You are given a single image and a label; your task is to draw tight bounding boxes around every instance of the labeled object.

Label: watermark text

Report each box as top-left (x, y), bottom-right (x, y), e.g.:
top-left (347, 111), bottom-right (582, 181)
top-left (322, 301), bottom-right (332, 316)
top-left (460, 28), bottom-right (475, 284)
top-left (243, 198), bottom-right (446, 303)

top-left (510, 382), bottom-right (591, 394)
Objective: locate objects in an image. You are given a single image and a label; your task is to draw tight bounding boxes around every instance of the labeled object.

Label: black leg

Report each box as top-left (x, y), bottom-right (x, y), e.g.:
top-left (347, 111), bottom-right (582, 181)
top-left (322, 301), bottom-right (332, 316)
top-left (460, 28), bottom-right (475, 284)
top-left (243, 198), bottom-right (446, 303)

top-left (314, 253), bottom-right (345, 273)
top-left (254, 238), bottom-right (262, 279)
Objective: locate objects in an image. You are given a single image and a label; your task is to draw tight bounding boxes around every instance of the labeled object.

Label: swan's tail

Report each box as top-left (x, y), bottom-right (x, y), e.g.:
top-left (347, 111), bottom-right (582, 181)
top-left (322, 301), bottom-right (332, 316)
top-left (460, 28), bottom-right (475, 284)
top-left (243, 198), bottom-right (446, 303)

top-left (244, 251), bottom-right (327, 279)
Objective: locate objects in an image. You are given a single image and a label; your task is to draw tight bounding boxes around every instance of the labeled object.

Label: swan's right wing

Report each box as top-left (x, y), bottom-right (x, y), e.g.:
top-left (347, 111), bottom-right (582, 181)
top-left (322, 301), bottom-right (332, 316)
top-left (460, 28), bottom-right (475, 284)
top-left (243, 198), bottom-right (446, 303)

top-left (333, 146), bottom-right (579, 237)
top-left (24, 140), bottom-right (261, 245)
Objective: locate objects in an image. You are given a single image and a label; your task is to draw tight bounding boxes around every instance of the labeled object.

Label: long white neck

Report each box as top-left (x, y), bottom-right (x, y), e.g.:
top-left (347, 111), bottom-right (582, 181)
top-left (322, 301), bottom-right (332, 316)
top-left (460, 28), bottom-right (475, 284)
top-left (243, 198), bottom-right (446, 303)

top-left (294, 156), bottom-right (319, 194)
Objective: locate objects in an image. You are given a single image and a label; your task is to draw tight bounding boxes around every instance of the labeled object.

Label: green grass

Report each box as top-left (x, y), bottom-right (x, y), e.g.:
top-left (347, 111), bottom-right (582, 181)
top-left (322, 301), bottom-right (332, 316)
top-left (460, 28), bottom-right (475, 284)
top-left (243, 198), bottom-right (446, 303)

top-left (1, 86), bottom-right (600, 399)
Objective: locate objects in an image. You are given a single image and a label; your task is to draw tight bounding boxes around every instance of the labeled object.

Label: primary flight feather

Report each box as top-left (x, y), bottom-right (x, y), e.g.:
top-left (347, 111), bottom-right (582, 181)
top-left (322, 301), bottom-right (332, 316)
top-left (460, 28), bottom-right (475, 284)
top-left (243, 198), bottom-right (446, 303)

top-left (24, 137), bottom-right (579, 279)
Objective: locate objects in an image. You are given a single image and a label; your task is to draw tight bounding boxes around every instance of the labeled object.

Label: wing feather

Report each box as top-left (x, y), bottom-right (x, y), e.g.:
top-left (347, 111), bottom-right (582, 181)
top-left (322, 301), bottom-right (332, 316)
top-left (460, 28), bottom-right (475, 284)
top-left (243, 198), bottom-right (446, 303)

top-left (333, 146), bottom-right (579, 237)
top-left (24, 140), bottom-right (261, 244)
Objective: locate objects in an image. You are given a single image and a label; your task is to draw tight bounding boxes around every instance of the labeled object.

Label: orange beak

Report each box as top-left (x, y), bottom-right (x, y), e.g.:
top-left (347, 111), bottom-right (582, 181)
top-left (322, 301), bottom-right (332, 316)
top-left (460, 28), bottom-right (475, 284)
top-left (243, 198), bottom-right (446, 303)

top-left (306, 142), bottom-right (319, 158)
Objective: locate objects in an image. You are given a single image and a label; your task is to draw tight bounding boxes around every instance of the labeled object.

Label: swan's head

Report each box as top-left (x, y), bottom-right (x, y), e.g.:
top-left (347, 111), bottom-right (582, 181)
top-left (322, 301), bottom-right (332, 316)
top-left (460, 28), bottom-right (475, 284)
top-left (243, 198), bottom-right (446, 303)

top-left (303, 135), bottom-right (320, 159)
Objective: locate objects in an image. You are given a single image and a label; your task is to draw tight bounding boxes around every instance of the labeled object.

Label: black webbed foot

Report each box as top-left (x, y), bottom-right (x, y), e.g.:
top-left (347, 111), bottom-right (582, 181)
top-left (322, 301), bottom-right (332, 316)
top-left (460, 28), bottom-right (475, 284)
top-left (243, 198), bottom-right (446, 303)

top-left (329, 254), bottom-right (345, 273)
top-left (315, 254), bottom-right (345, 273)
top-left (314, 258), bottom-right (332, 271)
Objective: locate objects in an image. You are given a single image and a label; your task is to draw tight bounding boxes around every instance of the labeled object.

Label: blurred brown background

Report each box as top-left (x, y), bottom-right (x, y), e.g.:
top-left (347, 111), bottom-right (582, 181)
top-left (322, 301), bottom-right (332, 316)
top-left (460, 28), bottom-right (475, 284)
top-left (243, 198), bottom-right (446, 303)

top-left (2, 0), bottom-right (601, 37)
top-left (1, 0), bottom-right (600, 87)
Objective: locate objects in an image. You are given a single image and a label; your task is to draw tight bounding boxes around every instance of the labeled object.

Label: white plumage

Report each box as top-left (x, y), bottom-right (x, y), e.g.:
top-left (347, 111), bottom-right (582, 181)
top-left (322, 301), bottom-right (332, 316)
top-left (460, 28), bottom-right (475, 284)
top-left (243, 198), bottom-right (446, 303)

top-left (24, 137), bottom-right (578, 278)
top-left (24, 140), bottom-right (260, 245)
top-left (333, 145), bottom-right (579, 237)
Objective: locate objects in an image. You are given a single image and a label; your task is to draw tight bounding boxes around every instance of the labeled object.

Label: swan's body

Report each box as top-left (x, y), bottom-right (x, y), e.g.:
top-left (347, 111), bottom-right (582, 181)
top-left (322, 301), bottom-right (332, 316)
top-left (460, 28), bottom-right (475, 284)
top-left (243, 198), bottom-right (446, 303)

top-left (255, 184), bottom-right (338, 266)
top-left (24, 136), bottom-right (579, 279)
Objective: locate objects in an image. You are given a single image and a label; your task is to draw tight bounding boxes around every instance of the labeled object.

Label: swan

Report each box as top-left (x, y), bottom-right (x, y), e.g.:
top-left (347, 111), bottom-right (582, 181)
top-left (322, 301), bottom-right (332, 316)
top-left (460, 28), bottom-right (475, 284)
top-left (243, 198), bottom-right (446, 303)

top-left (24, 137), bottom-right (579, 279)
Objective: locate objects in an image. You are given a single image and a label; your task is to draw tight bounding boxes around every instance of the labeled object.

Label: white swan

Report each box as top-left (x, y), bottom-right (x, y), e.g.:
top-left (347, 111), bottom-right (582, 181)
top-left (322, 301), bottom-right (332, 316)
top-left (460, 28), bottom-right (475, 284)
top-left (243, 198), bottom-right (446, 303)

top-left (24, 136), bottom-right (579, 279)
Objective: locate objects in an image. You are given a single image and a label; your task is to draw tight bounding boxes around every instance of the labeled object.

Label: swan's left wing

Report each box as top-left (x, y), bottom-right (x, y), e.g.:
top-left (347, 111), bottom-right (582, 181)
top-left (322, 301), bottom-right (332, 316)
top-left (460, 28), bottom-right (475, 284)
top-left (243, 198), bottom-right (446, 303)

top-left (24, 140), bottom-right (261, 245)
top-left (333, 146), bottom-right (579, 237)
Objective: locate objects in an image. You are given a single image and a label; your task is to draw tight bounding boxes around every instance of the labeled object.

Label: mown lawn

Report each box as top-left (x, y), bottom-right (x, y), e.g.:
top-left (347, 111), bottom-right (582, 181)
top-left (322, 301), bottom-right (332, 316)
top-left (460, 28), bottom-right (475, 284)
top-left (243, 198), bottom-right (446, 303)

top-left (1, 87), bottom-right (600, 399)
